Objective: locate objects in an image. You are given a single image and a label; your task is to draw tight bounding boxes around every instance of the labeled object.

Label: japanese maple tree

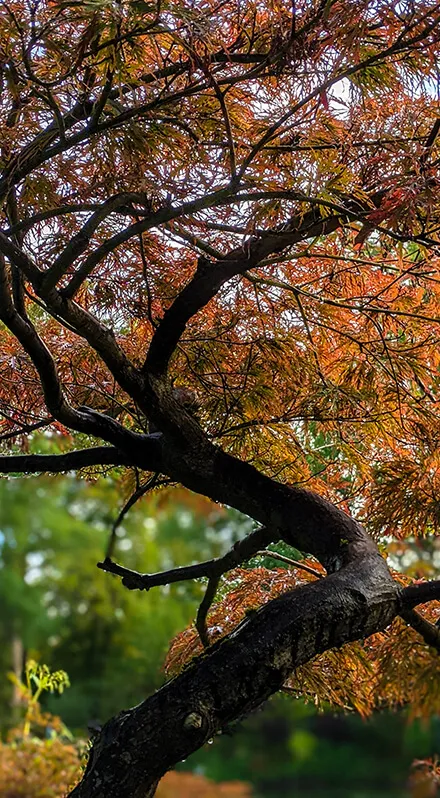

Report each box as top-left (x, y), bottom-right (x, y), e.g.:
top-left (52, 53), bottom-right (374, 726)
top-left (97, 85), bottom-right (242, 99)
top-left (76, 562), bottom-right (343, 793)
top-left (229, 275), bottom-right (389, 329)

top-left (1, 0), bottom-right (440, 795)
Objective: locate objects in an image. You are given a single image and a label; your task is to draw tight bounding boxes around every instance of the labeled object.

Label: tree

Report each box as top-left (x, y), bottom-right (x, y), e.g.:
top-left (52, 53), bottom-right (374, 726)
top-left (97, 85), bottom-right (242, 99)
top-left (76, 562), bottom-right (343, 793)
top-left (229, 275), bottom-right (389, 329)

top-left (0, 0), bottom-right (440, 795)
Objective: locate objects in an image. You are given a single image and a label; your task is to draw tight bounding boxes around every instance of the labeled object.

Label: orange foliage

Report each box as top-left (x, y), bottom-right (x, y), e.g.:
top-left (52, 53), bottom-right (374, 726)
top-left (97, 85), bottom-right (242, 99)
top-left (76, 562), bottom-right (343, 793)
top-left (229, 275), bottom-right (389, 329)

top-left (166, 566), bottom-right (440, 718)
top-left (0, 736), bottom-right (81, 798)
top-left (157, 771), bottom-right (252, 798)
top-left (0, 659), bottom-right (251, 798)
top-left (165, 566), bottom-right (324, 673)
top-left (409, 758), bottom-right (440, 798)
top-left (0, 732), bottom-right (251, 798)
top-left (0, 1), bottom-right (439, 541)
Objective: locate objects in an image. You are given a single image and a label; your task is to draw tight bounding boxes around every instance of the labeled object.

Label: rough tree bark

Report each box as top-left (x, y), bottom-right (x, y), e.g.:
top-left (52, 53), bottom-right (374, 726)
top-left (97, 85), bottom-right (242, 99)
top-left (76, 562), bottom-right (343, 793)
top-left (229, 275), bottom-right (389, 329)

top-left (67, 452), bottom-right (438, 797)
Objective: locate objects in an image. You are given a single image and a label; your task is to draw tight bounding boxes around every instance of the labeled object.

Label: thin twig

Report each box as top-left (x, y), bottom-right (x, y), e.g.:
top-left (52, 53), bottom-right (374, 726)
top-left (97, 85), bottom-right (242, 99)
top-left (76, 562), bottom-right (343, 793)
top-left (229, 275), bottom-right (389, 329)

top-left (0, 417), bottom-right (52, 442)
top-left (256, 550), bottom-right (323, 578)
top-left (105, 472), bottom-right (167, 560)
top-left (196, 575), bottom-right (221, 648)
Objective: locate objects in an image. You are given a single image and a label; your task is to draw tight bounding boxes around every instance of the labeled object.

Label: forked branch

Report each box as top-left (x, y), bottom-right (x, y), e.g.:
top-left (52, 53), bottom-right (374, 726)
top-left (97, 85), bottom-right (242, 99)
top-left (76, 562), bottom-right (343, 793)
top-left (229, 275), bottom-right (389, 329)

top-left (143, 209), bottom-right (342, 376)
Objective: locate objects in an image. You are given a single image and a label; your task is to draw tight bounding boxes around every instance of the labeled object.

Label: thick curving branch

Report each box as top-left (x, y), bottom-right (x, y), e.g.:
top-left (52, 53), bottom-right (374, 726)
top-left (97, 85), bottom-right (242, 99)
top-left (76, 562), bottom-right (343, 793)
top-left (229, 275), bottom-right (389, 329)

top-left (0, 9), bottom-right (438, 798)
top-left (144, 211), bottom-right (343, 376)
top-left (159, 439), bottom-right (379, 573)
top-left (0, 249), bottom-right (86, 429)
top-left (70, 554), bottom-right (399, 798)
top-left (0, 250), bottom-right (162, 456)
top-left (0, 222), bottom-right (211, 449)
top-left (0, 224), bottom-right (389, 571)
top-left (0, 230), bottom-right (43, 285)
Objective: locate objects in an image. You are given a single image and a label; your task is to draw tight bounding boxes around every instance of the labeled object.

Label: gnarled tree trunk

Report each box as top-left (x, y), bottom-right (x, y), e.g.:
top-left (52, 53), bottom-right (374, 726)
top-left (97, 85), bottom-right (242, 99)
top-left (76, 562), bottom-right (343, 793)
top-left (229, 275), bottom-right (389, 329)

top-left (67, 432), bottom-right (409, 798)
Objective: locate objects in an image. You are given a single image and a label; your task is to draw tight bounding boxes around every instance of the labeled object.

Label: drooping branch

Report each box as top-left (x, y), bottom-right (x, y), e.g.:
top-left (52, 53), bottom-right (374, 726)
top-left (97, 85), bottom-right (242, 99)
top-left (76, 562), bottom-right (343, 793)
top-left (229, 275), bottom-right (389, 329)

top-left (0, 234), bottom-right (149, 424)
top-left (0, 249), bottom-right (86, 430)
top-left (105, 472), bottom-right (171, 560)
top-left (400, 609), bottom-right (440, 652)
top-left (245, 272), bottom-right (440, 325)
top-left (195, 575), bottom-right (221, 648)
top-left (98, 528), bottom-right (331, 649)
top-left (99, 539), bottom-right (440, 654)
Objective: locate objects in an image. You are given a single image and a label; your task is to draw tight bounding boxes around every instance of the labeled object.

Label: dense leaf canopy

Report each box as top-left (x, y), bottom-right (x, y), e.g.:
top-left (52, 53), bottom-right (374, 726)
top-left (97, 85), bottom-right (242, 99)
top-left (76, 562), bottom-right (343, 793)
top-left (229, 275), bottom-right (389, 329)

top-left (0, 0), bottom-right (439, 530)
top-left (0, 0), bottom-right (440, 795)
